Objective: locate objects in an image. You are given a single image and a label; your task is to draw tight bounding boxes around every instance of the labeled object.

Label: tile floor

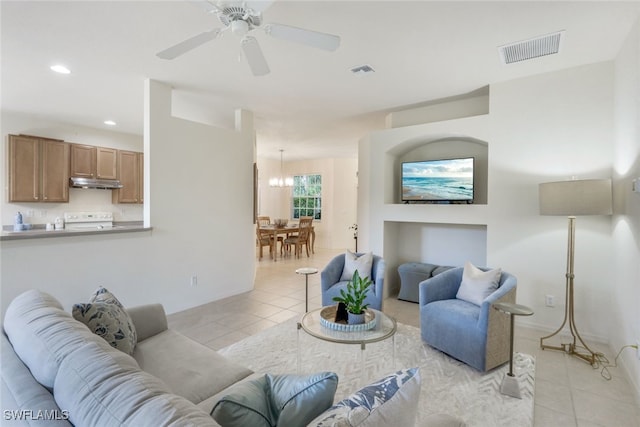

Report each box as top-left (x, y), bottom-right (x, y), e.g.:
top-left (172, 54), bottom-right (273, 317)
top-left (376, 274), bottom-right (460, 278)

top-left (167, 248), bottom-right (640, 427)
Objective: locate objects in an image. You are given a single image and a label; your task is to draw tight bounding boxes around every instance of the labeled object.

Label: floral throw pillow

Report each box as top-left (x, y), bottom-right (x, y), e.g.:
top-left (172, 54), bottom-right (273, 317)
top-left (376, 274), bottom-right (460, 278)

top-left (308, 367), bottom-right (421, 427)
top-left (72, 287), bottom-right (137, 355)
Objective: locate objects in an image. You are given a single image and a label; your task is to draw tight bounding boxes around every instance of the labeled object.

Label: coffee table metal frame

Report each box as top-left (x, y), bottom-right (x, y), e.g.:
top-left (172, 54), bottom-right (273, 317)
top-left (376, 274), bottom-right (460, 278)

top-left (297, 307), bottom-right (397, 383)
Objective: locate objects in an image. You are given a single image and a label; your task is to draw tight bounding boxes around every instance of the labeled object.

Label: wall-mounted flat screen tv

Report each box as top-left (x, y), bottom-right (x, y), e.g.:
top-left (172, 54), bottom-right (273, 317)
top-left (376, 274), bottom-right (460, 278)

top-left (401, 157), bottom-right (474, 203)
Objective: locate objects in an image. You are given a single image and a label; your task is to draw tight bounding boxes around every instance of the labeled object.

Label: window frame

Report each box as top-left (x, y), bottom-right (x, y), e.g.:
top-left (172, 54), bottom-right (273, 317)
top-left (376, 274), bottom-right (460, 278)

top-left (291, 173), bottom-right (322, 220)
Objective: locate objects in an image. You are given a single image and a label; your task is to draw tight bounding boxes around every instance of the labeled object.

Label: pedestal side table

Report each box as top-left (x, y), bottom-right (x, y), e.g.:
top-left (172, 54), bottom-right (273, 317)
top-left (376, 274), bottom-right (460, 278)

top-left (296, 267), bottom-right (318, 312)
top-left (493, 302), bottom-right (534, 399)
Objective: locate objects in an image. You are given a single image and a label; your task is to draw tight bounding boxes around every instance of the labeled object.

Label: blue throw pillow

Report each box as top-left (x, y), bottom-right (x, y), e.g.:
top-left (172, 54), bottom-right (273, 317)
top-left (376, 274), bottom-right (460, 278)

top-left (308, 368), bottom-right (421, 427)
top-left (211, 372), bottom-right (338, 427)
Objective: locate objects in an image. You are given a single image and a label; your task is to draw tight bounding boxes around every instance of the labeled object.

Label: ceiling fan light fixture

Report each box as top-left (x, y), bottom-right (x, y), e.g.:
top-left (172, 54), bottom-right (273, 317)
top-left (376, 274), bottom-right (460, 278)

top-left (231, 19), bottom-right (249, 36)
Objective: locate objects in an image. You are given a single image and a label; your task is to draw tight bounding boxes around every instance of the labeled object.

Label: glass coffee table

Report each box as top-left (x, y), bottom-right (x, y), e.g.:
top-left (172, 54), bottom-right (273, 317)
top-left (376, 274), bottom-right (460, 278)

top-left (297, 307), bottom-right (397, 382)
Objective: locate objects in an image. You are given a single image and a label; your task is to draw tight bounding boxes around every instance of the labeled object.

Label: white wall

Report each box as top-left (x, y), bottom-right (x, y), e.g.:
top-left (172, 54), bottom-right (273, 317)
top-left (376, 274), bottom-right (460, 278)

top-left (360, 61), bottom-right (616, 342)
top-left (0, 80), bottom-right (256, 314)
top-left (256, 156), bottom-right (358, 250)
top-left (612, 17), bottom-right (640, 403)
top-left (488, 62), bottom-right (614, 341)
top-left (1, 112), bottom-right (144, 225)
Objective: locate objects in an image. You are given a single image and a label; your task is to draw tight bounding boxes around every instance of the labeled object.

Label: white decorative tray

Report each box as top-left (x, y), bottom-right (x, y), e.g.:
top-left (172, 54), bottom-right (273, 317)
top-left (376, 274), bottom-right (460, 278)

top-left (319, 306), bottom-right (376, 332)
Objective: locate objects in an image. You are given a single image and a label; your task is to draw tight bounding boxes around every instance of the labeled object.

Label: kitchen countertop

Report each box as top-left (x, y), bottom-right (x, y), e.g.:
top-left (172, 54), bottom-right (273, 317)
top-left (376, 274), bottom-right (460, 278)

top-left (0, 222), bottom-right (152, 241)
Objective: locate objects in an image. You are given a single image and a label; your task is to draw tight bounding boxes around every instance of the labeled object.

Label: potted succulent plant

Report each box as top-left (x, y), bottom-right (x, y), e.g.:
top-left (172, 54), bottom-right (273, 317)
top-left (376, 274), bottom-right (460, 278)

top-left (332, 270), bottom-right (372, 324)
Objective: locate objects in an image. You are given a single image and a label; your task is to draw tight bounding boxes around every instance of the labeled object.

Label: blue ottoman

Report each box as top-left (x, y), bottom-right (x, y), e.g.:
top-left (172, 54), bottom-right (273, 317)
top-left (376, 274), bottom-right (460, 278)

top-left (397, 262), bottom-right (453, 303)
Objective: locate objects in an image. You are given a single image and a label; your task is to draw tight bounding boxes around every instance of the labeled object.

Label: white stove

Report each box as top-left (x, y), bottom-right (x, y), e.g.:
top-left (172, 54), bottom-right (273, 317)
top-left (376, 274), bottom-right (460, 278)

top-left (63, 212), bottom-right (113, 230)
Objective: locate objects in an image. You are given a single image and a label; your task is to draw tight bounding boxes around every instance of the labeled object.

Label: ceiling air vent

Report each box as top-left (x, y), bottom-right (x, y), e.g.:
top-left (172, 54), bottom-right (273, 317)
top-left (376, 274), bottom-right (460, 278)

top-left (499, 31), bottom-right (564, 64)
top-left (350, 64), bottom-right (375, 75)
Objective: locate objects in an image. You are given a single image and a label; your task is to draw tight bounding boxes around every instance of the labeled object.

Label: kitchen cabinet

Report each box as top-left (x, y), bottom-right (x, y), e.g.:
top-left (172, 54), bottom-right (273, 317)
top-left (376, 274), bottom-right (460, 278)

top-left (70, 144), bottom-right (117, 179)
top-left (96, 147), bottom-right (117, 179)
top-left (9, 134), bottom-right (70, 202)
top-left (113, 150), bottom-right (143, 204)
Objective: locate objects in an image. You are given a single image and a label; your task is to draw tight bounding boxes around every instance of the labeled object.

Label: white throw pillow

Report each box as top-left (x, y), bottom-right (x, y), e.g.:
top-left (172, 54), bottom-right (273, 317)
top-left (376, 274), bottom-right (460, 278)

top-left (455, 261), bottom-right (502, 306)
top-left (307, 368), bottom-right (421, 427)
top-left (340, 251), bottom-right (373, 282)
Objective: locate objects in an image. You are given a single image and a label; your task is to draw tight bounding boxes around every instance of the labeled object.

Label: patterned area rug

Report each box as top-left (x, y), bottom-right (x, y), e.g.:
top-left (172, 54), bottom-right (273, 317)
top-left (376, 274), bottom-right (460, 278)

top-left (219, 318), bottom-right (535, 426)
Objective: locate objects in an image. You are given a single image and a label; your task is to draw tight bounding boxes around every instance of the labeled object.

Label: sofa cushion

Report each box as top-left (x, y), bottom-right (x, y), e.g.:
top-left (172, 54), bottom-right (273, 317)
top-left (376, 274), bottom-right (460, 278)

top-left (211, 372), bottom-right (338, 427)
top-left (72, 286), bottom-right (137, 355)
top-left (1, 332), bottom-right (72, 426)
top-left (3, 290), bottom-right (116, 389)
top-left (308, 368), bottom-right (420, 427)
top-left (455, 262), bottom-right (501, 306)
top-left (54, 341), bottom-right (219, 426)
top-left (341, 251), bottom-right (373, 281)
top-left (134, 329), bottom-right (253, 405)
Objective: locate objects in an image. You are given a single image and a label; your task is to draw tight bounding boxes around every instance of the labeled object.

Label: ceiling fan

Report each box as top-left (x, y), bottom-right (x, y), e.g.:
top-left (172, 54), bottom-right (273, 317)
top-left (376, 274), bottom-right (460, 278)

top-left (156, 0), bottom-right (341, 76)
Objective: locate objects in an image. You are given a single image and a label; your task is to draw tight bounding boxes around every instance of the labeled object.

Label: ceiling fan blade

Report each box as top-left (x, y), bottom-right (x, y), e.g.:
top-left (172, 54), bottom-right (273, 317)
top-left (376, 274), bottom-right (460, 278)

top-left (156, 29), bottom-right (221, 60)
top-left (264, 23), bottom-right (340, 51)
top-left (241, 36), bottom-right (270, 76)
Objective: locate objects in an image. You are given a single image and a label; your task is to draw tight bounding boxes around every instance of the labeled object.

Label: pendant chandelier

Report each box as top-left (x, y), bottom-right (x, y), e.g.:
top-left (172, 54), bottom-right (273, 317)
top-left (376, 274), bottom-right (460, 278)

top-left (269, 149), bottom-right (293, 187)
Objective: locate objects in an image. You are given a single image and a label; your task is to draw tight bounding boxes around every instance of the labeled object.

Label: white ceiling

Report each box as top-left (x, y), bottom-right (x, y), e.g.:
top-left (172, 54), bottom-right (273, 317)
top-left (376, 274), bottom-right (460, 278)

top-left (2, 1), bottom-right (639, 160)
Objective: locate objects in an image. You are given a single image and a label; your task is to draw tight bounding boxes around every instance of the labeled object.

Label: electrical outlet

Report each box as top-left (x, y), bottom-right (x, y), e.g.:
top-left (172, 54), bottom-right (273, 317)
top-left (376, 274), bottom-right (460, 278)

top-left (190, 275), bottom-right (198, 287)
top-left (545, 295), bottom-right (555, 307)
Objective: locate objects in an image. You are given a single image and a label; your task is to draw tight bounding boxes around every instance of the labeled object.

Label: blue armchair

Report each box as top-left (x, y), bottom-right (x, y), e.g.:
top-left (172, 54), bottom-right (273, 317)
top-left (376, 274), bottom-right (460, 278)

top-left (321, 253), bottom-right (386, 311)
top-left (419, 267), bottom-right (517, 371)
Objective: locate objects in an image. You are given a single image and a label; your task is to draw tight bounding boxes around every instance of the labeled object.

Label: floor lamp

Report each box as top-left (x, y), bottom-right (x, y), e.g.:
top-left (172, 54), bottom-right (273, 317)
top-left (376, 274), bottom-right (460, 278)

top-left (538, 178), bottom-right (612, 365)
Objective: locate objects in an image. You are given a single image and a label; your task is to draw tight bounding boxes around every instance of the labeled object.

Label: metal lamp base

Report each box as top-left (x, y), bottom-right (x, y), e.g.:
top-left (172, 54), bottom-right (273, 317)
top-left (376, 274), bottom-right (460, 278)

top-left (500, 373), bottom-right (522, 399)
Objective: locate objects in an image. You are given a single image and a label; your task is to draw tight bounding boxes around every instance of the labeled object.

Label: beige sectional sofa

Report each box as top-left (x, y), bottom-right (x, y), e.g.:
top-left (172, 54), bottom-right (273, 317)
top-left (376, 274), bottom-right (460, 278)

top-left (1, 290), bottom-right (257, 426)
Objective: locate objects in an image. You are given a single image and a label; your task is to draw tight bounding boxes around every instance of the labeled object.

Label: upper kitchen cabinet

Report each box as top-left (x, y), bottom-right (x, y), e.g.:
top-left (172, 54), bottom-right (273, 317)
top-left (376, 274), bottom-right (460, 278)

top-left (70, 144), bottom-right (117, 179)
top-left (113, 150), bottom-right (143, 204)
top-left (9, 134), bottom-right (70, 203)
top-left (96, 147), bottom-right (117, 179)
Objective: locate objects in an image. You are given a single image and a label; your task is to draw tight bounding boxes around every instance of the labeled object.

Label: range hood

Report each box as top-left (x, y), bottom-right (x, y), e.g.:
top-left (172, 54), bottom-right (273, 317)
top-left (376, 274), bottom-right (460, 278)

top-left (69, 177), bottom-right (123, 189)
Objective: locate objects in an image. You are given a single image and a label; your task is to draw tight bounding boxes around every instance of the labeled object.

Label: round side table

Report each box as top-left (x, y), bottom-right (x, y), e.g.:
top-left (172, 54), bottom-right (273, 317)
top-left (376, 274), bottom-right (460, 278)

top-left (295, 267), bottom-right (318, 312)
top-left (493, 302), bottom-right (534, 399)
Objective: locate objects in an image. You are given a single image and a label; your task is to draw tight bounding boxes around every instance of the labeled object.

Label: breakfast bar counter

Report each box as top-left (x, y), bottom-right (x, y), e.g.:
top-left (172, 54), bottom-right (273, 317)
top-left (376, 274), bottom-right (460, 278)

top-left (0, 222), bottom-right (151, 241)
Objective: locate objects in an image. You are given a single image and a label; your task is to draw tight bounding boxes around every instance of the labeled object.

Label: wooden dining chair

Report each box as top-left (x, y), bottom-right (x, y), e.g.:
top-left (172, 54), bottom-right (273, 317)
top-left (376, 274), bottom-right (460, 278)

top-left (256, 218), bottom-right (284, 259)
top-left (284, 217), bottom-right (313, 258)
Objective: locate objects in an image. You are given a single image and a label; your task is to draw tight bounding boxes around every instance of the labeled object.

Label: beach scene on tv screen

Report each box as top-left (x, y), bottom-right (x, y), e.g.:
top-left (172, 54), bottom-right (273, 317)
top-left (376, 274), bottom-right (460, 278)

top-left (402, 158), bottom-right (474, 201)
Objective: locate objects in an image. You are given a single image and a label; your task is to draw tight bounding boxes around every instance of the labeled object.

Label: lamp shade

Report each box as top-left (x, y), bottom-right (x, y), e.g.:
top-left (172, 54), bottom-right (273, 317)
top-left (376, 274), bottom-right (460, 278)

top-left (539, 179), bottom-right (612, 216)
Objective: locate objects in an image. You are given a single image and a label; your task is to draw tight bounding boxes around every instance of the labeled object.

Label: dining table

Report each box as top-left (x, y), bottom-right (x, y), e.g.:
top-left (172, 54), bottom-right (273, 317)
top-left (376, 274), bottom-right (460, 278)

top-left (260, 223), bottom-right (315, 261)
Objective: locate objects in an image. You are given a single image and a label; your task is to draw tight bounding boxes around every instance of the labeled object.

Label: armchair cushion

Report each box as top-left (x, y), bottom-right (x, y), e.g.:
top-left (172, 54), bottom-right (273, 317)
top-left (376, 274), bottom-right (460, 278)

top-left (455, 261), bottom-right (502, 306)
top-left (340, 251), bottom-right (373, 281)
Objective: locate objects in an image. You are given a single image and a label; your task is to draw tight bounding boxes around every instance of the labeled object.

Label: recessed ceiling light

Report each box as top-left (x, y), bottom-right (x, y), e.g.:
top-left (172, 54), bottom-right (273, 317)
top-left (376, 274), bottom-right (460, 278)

top-left (104, 120), bottom-right (116, 126)
top-left (50, 64), bottom-right (71, 74)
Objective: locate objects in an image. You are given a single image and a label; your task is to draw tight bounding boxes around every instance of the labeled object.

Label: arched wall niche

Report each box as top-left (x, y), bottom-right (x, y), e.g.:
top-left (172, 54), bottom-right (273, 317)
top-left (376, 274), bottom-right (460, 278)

top-left (385, 136), bottom-right (489, 204)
